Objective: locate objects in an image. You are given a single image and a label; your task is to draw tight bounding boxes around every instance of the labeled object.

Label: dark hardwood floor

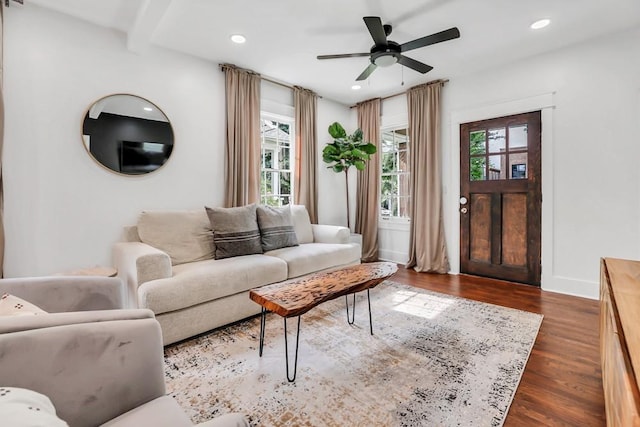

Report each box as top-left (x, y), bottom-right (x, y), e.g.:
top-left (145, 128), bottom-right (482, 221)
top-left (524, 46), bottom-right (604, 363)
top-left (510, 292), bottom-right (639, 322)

top-left (390, 267), bottom-right (606, 427)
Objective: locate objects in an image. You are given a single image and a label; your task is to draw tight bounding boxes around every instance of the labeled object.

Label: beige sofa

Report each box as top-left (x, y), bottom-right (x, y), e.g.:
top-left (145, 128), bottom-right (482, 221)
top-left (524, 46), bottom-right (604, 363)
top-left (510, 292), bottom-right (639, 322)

top-left (113, 205), bottom-right (361, 345)
top-left (0, 276), bottom-right (248, 427)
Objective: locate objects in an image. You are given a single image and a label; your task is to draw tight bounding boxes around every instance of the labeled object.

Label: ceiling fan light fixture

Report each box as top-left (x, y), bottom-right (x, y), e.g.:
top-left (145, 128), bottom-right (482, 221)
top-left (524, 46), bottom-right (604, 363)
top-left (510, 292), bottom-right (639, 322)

top-left (530, 19), bottom-right (550, 30)
top-left (230, 34), bottom-right (246, 44)
top-left (374, 55), bottom-right (398, 67)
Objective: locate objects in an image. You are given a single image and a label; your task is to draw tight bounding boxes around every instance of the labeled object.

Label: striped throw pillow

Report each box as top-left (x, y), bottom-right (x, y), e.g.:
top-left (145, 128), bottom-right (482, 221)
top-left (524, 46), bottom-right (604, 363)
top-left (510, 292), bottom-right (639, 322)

top-left (205, 204), bottom-right (263, 259)
top-left (256, 205), bottom-right (299, 252)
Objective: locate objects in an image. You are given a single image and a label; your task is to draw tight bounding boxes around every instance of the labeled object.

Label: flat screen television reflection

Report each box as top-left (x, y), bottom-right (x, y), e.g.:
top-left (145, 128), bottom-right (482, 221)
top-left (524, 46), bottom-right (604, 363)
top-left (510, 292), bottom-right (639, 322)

top-left (120, 141), bottom-right (173, 174)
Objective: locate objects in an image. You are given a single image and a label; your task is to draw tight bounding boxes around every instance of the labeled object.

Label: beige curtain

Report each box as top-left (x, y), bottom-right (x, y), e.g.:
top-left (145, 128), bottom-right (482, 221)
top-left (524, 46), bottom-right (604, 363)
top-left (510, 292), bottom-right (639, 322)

top-left (222, 64), bottom-right (261, 208)
top-left (355, 98), bottom-right (381, 262)
top-left (406, 82), bottom-right (449, 273)
top-left (293, 86), bottom-right (318, 223)
top-left (0, 87), bottom-right (4, 278)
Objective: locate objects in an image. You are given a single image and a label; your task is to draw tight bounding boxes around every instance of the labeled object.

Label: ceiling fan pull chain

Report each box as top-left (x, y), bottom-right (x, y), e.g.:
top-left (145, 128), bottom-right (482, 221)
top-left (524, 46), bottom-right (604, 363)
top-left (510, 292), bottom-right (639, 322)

top-left (401, 66), bottom-right (405, 86)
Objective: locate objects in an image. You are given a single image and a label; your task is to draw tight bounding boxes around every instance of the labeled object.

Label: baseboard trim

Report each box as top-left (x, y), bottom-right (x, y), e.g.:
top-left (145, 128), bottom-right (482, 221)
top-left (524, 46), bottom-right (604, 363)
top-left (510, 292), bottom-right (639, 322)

top-left (541, 275), bottom-right (598, 300)
top-left (378, 249), bottom-right (408, 265)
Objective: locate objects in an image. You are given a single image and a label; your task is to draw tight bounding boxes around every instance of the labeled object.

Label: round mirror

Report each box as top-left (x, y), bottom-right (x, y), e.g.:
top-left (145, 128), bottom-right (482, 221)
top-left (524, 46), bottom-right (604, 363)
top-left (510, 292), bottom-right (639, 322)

top-left (82, 94), bottom-right (174, 175)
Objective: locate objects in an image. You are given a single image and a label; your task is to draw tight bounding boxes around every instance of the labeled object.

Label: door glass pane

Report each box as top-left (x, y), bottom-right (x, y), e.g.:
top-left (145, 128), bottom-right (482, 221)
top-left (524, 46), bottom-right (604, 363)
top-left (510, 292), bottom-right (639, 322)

top-left (469, 130), bottom-right (486, 155)
top-left (488, 154), bottom-right (506, 180)
top-left (510, 153), bottom-right (528, 179)
top-left (488, 128), bottom-right (506, 153)
top-left (470, 157), bottom-right (486, 181)
top-left (264, 171), bottom-right (273, 194)
top-left (509, 124), bottom-right (528, 150)
top-left (398, 149), bottom-right (408, 172)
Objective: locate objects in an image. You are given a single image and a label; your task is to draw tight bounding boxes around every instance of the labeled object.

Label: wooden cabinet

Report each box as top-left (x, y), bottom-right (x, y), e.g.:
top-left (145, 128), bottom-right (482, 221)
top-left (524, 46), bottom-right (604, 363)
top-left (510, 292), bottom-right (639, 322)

top-left (600, 258), bottom-right (640, 426)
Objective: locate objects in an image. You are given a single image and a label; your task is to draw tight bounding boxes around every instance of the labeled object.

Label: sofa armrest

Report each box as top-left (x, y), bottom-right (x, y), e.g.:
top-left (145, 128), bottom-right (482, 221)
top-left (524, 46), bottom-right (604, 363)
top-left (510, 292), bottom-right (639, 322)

top-left (0, 309), bottom-right (166, 427)
top-left (113, 242), bottom-right (172, 308)
top-left (311, 224), bottom-right (350, 244)
top-left (0, 276), bottom-right (124, 312)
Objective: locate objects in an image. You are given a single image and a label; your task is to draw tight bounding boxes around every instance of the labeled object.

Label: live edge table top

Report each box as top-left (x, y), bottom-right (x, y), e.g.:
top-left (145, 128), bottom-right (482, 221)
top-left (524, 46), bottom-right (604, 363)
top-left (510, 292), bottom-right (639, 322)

top-left (249, 262), bottom-right (398, 318)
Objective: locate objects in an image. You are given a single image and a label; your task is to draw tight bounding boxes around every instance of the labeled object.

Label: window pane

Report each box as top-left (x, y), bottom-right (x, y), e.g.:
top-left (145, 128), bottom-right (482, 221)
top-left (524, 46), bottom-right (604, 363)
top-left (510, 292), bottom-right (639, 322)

top-left (488, 128), bottom-right (506, 153)
top-left (382, 152), bottom-right (395, 173)
top-left (509, 124), bottom-right (527, 150)
top-left (398, 149), bottom-right (408, 172)
top-left (381, 174), bottom-right (395, 196)
top-left (280, 196), bottom-right (290, 206)
top-left (470, 131), bottom-right (486, 155)
top-left (264, 171), bottom-right (273, 194)
top-left (510, 153), bottom-right (528, 179)
top-left (470, 157), bottom-right (486, 181)
top-left (488, 154), bottom-right (506, 180)
top-left (398, 196), bottom-right (410, 218)
top-left (380, 197), bottom-right (391, 217)
top-left (399, 173), bottom-right (410, 199)
top-left (279, 147), bottom-right (290, 170)
top-left (262, 150), bottom-right (273, 169)
top-left (279, 172), bottom-right (291, 195)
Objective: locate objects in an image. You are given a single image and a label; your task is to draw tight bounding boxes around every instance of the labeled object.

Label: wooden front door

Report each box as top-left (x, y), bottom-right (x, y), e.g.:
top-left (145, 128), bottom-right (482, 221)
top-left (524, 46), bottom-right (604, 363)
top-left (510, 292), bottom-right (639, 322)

top-left (460, 111), bottom-right (541, 285)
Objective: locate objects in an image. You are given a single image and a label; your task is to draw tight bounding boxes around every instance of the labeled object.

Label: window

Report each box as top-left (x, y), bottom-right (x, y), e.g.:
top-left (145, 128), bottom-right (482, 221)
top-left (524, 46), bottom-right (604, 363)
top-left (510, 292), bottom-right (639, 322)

top-left (260, 115), bottom-right (294, 207)
top-left (380, 127), bottom-right (410, 219)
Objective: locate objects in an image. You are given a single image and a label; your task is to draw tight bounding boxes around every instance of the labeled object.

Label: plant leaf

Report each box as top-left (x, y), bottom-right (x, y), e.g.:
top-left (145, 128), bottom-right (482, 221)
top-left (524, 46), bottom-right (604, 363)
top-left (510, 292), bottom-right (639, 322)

top-left (352, 128), bottom-right (363, 142)
top-left (328, 122), bottom-right (347, 139)
top-left (360, 143), bottom-right (377, 155)
top-left (333, 164), bottom-right (345, 172)
top-left (354, 160), bottom-right (366, 170)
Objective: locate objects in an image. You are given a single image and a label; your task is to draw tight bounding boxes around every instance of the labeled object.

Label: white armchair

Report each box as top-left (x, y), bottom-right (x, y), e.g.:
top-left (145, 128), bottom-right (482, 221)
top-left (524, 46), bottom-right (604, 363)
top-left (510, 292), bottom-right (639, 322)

top-left (0, 276), bottom-right (248, 427)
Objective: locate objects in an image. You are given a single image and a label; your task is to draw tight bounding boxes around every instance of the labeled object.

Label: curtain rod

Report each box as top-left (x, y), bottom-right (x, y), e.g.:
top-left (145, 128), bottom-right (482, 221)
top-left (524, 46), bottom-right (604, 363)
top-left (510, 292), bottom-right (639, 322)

top-left (349, 78), bottom-right (449, 108)
top-left (219, 64), bottom-right (322, 99)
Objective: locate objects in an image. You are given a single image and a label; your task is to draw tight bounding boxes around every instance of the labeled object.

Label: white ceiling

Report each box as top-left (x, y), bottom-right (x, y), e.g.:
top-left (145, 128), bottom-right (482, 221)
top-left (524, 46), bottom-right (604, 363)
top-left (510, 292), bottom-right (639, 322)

top-left (24, 0), bottom-right (640, 104)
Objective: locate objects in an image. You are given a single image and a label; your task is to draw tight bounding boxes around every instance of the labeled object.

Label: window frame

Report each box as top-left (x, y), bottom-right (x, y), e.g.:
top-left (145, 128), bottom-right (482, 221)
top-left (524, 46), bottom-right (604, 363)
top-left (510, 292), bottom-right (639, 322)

top-left (379, 125), bottom-right (411, 224)
top-left (259, 112), bottom-right (295, 207)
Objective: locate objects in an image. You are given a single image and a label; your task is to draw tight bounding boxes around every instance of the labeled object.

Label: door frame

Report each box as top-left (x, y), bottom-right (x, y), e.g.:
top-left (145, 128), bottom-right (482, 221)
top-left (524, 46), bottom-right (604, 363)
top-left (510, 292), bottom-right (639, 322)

top-left (446, 93), bottom-right (554, 288)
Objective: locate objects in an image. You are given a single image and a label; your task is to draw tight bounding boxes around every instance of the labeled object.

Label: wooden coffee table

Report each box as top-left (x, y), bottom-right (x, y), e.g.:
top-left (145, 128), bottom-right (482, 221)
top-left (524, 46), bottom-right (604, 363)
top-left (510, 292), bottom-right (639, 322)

top-left (249, 261), bottom-right (398, 381)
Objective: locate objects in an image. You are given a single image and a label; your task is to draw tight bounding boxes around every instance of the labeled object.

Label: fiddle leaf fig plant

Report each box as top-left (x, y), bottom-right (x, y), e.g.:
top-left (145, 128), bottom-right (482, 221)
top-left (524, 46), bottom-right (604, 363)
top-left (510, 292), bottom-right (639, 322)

top-left (322, 122), bottom-right (377, 229)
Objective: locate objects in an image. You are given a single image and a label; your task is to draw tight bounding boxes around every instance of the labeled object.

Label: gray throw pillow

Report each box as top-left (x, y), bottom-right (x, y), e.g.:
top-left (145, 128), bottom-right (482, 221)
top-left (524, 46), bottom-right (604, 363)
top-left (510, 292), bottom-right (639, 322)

top-left (205, 204), bottom-right (263, 259)
top-left (256, 205), bottom-right (299, 252)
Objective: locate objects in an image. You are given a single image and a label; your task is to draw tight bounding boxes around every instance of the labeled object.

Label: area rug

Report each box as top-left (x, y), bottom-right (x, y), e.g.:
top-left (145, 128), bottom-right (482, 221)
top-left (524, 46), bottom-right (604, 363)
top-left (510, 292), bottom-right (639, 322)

top-left (164, 281), bottom-right (543, 426)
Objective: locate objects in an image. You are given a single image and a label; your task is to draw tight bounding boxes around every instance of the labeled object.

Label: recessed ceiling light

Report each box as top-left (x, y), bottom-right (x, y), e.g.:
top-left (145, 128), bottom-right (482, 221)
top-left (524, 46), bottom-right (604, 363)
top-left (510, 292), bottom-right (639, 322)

top-left (530, 19), bottom-right (550, 30)
top-left (143, 107), bottom-right (153, 112)
top-left (351, 85), bottom-right (361, 90)
top-left (230, 34), bottom-right (246, 44)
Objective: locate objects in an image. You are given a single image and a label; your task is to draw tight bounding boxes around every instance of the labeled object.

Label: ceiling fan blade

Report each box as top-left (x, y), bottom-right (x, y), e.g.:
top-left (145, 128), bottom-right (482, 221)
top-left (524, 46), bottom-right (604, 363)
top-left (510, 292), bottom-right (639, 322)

top-left (398, 55), bottom-right (433, 74)
top-left (363, 16), bottom-right (387, 46)
top-left (356, 63), bottom-right (378, 81)
top-left (400, 27), bottom-right (460, 52)
top-left (317, 53), bottom-right (370, 60)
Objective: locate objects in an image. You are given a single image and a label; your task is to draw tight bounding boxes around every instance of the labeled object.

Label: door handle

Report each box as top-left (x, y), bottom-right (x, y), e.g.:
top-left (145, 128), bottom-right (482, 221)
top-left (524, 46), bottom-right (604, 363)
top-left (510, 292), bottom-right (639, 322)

top-left (460, 207), bottom-right (468, 214)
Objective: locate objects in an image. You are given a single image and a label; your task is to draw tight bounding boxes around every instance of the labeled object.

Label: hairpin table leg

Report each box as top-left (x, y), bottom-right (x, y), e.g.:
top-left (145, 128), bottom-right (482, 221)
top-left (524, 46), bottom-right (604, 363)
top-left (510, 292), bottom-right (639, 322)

top-left (283, 316), bottom-right (301, 382)
top-left (345, 293), bottom-right (356, 325)
top-left (259, 307), bottom-right (267, 357)
top-left (367, 289), bottom-right (373, 335)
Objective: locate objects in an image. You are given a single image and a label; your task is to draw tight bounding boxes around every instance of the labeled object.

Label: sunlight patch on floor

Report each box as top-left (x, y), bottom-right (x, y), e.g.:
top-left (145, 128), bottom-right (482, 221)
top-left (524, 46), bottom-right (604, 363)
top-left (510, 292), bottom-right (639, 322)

top-left (390, 290), bottom-right (454, 319)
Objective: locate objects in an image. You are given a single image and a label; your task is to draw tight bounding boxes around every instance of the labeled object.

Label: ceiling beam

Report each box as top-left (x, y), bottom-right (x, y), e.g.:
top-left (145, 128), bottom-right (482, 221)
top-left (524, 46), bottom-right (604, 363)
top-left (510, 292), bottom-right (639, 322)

top-left (127, 0), bottom-right (172, 54)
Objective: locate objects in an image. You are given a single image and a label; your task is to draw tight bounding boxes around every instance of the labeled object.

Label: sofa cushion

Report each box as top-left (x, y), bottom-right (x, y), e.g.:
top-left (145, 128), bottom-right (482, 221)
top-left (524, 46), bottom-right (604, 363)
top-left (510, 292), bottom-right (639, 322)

top-left (137, 210), bottom-right (214, 266)
top-left (290, 205), bottom-right (314, 244)
top-left (256, 205), bottom-right (298, 252)
top-left (138, 255), bottom-right (288, 315)
top-left (0, 387), bottom-right (69, 427)
top-left (99, 396), bottom-right (191, 427)
top-left (0, 294), bottom-right (47, 316)
top-left (265, 243), bottom-right (361, 278)
top-left (205, 205), bottom-right (263, 259)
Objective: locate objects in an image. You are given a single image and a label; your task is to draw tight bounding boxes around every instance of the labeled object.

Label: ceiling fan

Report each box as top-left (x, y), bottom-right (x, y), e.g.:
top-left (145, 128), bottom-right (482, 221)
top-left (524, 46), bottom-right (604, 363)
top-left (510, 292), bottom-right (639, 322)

top-left (317, 16), bottom-right (460, 81)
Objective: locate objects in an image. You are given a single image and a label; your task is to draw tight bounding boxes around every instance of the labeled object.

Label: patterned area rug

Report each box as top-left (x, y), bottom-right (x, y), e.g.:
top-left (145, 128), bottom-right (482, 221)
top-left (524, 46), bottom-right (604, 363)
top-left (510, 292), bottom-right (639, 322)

top-left (164, 281), bottom-right (543, 426)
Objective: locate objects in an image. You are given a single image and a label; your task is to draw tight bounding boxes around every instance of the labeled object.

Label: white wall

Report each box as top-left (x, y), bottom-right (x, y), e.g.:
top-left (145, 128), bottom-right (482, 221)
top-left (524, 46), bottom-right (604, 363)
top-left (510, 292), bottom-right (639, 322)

top-left (3, 5), bottom-right (351, 276)
top-left (379, 27), bottom-right (640, 299)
